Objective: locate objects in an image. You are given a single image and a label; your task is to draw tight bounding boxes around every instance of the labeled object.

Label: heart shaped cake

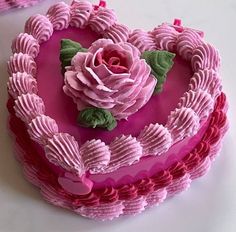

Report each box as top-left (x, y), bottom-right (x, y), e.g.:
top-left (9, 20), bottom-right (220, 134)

top-left (7, 0), bottom-right (229, 220)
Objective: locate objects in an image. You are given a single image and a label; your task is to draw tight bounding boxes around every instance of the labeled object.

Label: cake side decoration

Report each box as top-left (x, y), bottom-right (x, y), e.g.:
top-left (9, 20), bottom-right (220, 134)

top-left (7, 72), bottom-right (38, 99)
top-left (24, 14), bottom-right (53, 44)
top-left (6, 0), bottom-right (228, 220)
top-left (11, 33), bottom-right (40, 58)
top-left (46, 1), bottom-right (71, 31)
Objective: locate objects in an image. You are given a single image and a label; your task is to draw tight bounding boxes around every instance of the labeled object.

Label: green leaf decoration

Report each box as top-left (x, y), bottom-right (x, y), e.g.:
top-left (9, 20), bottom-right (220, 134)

top-left (141, 50), bottom-right (176, 93)
top-left (60, 39), bottom-right (88, 74)
top-left (77, 108), bottom-right (117, 131)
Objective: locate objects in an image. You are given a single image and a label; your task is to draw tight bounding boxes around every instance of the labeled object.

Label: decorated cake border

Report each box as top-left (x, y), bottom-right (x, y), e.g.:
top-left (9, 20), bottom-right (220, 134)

top-left (7, 92), bottom-right (228, 220)
top-left (7, 1), bottom-right (222, 185)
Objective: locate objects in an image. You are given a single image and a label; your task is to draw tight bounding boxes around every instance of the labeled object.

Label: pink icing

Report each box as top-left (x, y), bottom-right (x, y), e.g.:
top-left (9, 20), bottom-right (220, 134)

top-left (152, 23), bottom-right (179, 51)
top-left (14, 93), bottom-right (45, 123)
top-left (45, 133), bottom-right (84, 175)
top-left (104, 135), bottom-right (143, 173)
top-left (58, 173), bottom-right (93, 195)
top-left (80, 139), bottom-right (110, 173)
top-left (24, 14), bottom-right (53, 44)
top-left (7, 72), bottom-right (38, 99)
top-left (145, 188), bottom-right (167, 208)
top-left (189, 157), bottom-right (211, 179)
top-left (70, 0), bottom-right (93, 28)
top-left (178, 90), bottom-right (214, 120)
top-left (88, 7), bottom-right (117, 33)
top-left (46, 2), bottom-right (70, 31)
top-left (166, 173), bottom-right (191, 197)
top-left (128, 29), bottom-right (156, 53)
top-left (191, 43), bottom-right (221, 72)
top-left (189, 69), bottom-right (222, 99)
top-left (103, 23), bottom-right (130, 43)
top-left (123, 196), bottom-right (147, 215)
top-left (137, 123), bottom-right (172, 156)
top-left (63, 39), bottom-right (156, 120)
top-left (75, 201), bottom-right (124, 220)
top-left (11, 33), bottom-right (40, 58)
top-left (176, 29), bottom-right (203, 60)
top-left (166, 107), bottom-right (200, 143)
top-left (28, 115), bottom-right (59, 145)
top-left (7, 53), bottom-right (37, 77)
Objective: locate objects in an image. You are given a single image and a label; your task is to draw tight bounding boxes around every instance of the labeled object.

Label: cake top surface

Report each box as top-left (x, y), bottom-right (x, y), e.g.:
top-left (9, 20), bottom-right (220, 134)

top-left (8, 0), bottom-right (222, 195)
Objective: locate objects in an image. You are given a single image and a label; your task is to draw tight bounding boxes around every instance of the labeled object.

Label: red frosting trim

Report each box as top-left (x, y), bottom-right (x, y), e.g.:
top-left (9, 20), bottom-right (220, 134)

top-left (7, 93), bottom-right (228, 210)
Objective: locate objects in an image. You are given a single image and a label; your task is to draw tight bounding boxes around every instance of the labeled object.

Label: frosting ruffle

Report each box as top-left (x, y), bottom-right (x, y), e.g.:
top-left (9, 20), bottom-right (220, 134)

top-left (8, 53), bottom-right (37, 77)
top-left (128, 29), bottom-right (156, 53)
top-left (11, 33), bottom-right (40, 58)
top-left (152, 23), bottom-right (179, 51)
top-left (178, 90), bottom-right (214, 120)
top-left (70, 0), bottom-right (93, 28)
top-left (14, 93), bottom-right (45, 123)
top-left (138, 123), bottom-right (172, 156)
top-left (24, 14), bottom-right (53, 43)
top-left (123, 196), bottom-right (147, 215)
top-left (45, 133), bottom-right (84, 175)
top-left (80, 139), bottom-right (110, 174)
top-left (176, 29), bottom-right (203, 60)
top-left (104, 135), bottom-right (143, 172)
top-left (46, 2), bottom-right (70, 30)
top-left (166, 107), bottom-right (200, 143)
top-left (191, 43), bottom-right (221, 72)
top-left (103, 23), bottom-right (130, 43)
top-left (189, 69), bottom-right (222, 99)
top-left (7, 72), bottom-right (37, 99)
top-left (88, 7), bottom-right (117, 33)
top-left (28, 115), bottom-right (59, 145)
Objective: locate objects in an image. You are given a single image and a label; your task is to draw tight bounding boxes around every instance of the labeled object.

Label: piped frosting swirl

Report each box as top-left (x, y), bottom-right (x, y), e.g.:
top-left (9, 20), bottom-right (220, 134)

top-left (14, 93), bottom-right (45, 123)
top-left (7, 72), bottom-right (37, 99)
top-left (88, 7), bottom-right (117, 33)
top-left (103, 23), bottom-right (130, 43)
top-left (176, 29), bottom-right (203, 60)
top-left (28, 115), bottom-right (59, 145)
top-left (8, 53), bottom-right (37, 77)
top-left (178, 90), bottom-right (214, 120)
top-left (191, 43), bottom-right (220, 72)
top-left (24, 14), bottom-right (53, 43)
top-left (11, 33), bottom-right (40, 58)
top-left (189, 69), bottom-right (222, 99)
top-left (104, 135), bottom-right (143, 172)
top-left (166, 107), bottom-right (200, 143)
top-left (128, 29), bottom-right (156, 53)
top-left (70, 0), bottom-right (93, 28)
top-left (45, 133), bottom-right (84, 175)
top-left (46, 2), bottom-right (70, 30)
top-left (152, 23), bottom-right (179, 51)
top-left (138, 123), bottom-right (172, 156)
top-left (80, 139), bottom-right (110, 174)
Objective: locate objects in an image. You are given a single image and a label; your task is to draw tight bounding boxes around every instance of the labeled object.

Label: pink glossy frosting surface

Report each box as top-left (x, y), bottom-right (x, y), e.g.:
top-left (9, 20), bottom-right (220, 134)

top-left (36, 27), bottom-right (192, 145)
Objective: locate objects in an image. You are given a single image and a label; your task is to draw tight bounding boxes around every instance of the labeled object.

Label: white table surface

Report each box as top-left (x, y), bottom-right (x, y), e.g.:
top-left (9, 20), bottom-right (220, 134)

top-left (0, 0), bottom-right (236, 231)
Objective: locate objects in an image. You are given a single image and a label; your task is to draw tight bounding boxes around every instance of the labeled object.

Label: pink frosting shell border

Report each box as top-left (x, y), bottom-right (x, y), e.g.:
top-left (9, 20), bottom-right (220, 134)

top-left (7, 92), bottom-right (229, 220)
top-left (7, 1), bottom-right (222, 192)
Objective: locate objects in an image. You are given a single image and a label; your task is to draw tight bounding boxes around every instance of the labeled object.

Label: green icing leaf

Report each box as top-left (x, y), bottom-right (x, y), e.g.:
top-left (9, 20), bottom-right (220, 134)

top-left (141, 50), bottom-right (176, 93)
top-left (77, 108), bottom-right (117, 131)
top-left (60, 39), bottom-right (87, 74)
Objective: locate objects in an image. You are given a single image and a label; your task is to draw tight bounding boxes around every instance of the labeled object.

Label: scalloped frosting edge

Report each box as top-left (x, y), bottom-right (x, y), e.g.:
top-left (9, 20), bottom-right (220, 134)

top-left (8, 1), bottom-right (222, 180)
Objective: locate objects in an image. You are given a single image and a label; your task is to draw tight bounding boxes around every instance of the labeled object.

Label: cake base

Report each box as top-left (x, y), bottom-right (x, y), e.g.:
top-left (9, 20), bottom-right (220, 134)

top-left (7, 93), bottom-right (228, 220)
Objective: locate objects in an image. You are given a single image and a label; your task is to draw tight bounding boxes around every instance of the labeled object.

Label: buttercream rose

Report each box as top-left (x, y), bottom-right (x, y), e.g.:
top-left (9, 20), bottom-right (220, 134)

top-left (63, 39), bottom-right (156, 120)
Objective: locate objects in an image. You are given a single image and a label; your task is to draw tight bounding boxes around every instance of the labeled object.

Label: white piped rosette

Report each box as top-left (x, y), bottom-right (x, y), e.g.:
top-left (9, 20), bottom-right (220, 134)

top-left (8, 0), bottom-right (222, 201)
